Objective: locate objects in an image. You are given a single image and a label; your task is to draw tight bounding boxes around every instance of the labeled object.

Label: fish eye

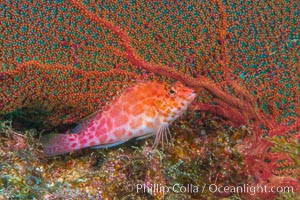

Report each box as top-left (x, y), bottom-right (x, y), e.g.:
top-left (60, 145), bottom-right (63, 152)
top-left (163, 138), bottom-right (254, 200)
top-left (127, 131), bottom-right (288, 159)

top-left (169, 89), bottom-right (175, 94)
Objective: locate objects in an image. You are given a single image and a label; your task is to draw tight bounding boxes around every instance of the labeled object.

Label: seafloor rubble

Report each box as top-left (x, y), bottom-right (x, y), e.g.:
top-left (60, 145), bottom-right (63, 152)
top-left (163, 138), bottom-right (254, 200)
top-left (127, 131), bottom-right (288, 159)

top-left (0, 116), bottom-right (298, 200)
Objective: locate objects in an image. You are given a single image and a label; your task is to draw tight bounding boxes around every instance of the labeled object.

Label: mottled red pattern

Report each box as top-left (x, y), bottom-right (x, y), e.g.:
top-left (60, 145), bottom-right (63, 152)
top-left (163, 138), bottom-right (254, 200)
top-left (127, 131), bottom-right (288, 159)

top-left (42, 81), bottom-right (195, 156)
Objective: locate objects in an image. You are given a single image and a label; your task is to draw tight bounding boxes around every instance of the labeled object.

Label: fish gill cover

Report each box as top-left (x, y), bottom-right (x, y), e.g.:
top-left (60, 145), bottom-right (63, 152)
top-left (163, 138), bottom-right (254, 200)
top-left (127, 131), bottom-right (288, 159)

top-left (0, 0), bottom-right (299, 199)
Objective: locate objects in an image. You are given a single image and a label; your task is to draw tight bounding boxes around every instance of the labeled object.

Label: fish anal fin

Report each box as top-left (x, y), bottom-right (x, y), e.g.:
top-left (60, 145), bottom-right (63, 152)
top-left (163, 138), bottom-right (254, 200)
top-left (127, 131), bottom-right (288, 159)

top-left (135, 133), bottom-right (153, 140)
top-left (91, 141), bottom-right (125, 149)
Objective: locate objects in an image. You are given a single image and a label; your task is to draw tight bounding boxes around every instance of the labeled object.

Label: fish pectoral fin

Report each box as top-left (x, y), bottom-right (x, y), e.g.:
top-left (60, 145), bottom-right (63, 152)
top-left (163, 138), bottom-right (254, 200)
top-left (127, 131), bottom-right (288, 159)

top-left (90, 141), bottom-right (125, 149)
top-left (135, 133), bottom-right (153, 140)
top-left (152, 122), bottom-right (171, 150)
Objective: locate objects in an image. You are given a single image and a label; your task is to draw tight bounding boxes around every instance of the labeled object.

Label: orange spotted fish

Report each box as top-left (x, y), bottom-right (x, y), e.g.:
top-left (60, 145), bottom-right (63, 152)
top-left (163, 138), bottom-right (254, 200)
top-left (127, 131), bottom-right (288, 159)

top-left (41, 81), bottom-right (196, 156)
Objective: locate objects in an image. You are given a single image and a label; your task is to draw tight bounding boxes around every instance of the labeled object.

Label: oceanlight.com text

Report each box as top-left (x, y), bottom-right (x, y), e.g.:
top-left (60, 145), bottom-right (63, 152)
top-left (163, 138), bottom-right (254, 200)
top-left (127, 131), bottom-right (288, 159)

top-left (130, 183), bottom-right (294, 196)
top-left (208, 184), bottom-right (294, 196)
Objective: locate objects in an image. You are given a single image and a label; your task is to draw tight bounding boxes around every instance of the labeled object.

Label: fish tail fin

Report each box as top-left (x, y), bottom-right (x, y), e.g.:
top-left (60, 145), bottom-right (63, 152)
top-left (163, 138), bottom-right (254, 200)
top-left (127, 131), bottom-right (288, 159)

top-left (40, 133), bottom-right (78, 157)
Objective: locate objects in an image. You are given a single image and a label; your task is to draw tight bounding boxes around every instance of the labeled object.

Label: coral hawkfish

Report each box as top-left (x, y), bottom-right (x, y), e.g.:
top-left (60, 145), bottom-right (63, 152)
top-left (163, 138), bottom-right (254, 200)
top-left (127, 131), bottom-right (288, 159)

top-left (41, 81), bottom-right (196, 156)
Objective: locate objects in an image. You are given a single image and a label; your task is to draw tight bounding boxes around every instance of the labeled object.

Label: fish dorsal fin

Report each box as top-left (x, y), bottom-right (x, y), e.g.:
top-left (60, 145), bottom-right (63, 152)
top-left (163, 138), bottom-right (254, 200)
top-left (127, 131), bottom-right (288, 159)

top-left (71, 111), bottom-right (101, 134)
